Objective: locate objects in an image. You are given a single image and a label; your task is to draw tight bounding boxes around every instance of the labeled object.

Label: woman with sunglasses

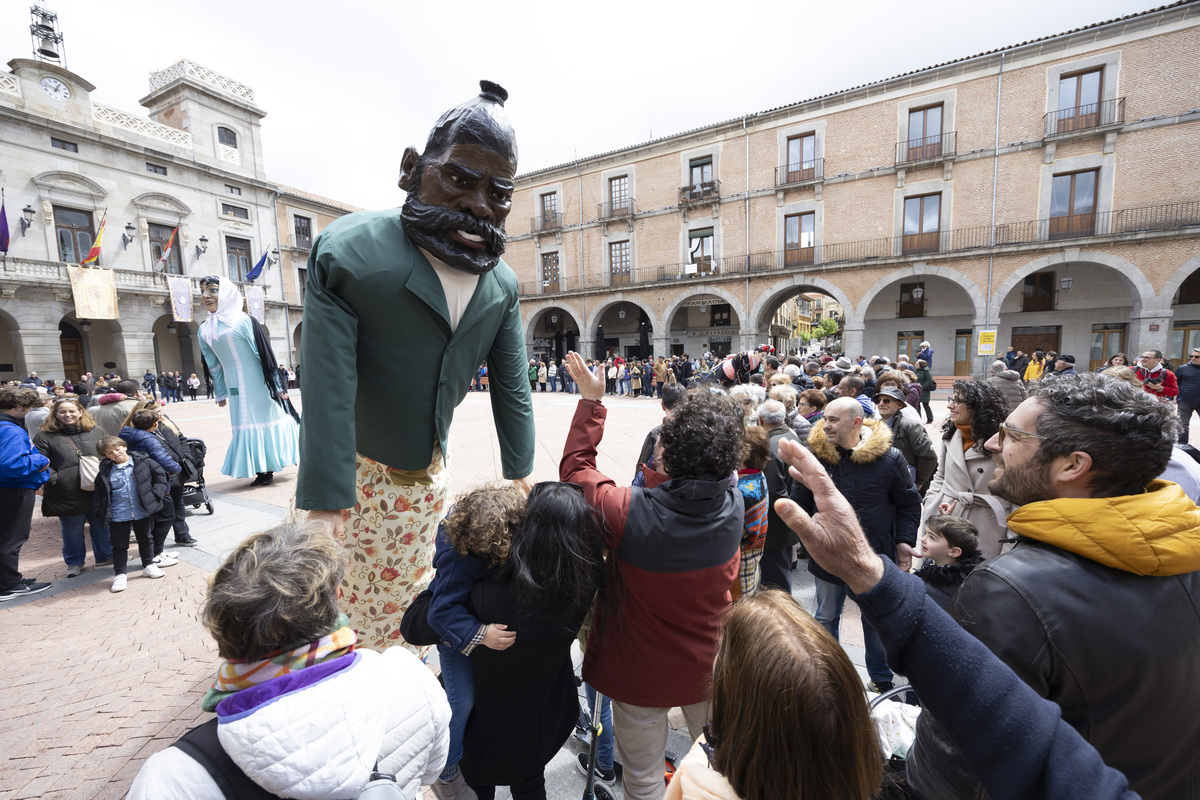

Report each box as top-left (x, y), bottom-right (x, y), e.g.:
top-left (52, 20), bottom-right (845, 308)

top-left (32, 398), bottom-right (112, 576)
top-left (921, 381), bottom-right (1013, 558)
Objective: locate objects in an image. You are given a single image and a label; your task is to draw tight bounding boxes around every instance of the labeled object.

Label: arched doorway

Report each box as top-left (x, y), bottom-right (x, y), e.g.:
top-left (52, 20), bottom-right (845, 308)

top-left (527, 306), bottom-right (582, 364)
top-left (751, 287), bottom-right (844, 358)
top-left (0, 310), bottom-right (22, 382)
top-left (666, 293), bottom-right (741, 358)
top-left (151, 316), bottom-right (196, 379)
top-left (995, 259), bottom-right (1144, 372)
top-left (861, 274), bottom-right (979, 375)
top-left (594, 301), bottom-right (653, 361)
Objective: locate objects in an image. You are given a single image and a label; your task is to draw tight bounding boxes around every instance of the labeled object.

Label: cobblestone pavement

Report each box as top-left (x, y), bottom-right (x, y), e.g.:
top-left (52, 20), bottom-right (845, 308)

top-left (1, 385), bottom-right (949, 800)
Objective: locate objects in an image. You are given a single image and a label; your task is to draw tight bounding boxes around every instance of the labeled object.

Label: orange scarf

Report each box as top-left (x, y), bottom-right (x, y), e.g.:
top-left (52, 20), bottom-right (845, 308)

top-left (956, 423), bottom-right (975, 452)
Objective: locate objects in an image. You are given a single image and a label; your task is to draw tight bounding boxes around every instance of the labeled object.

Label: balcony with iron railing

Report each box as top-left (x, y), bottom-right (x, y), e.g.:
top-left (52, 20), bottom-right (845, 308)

top-left (680, 180), bottom-right (721, 205)
top-left (599, 198), bottom-right (635, 220)
top-left (531, 211), bottom-right (563, 233)
top-left (515, 200), bottom-right (1200, 297)
top-left (1044, 97), bottom-right (1125, 138)
top-left (775, 159), bottom-right (825, 187)
top-left (896, 131), bottom-right (957, 166)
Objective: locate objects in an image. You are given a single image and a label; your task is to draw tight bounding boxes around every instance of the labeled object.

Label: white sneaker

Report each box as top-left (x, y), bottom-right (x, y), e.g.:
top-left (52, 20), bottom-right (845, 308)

top-left (152, 553), bottom-right (178, 567)
top-left (111, 574), bottom-right (127, 592)
top-left (143, 564), bottom-right (165, 579)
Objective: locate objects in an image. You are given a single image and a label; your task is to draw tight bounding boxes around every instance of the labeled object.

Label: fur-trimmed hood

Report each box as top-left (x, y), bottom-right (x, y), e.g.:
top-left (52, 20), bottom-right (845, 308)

top-left (808, 416), bottom-right (894, 465)
top-left (915, 549), bottom-right (984, 589)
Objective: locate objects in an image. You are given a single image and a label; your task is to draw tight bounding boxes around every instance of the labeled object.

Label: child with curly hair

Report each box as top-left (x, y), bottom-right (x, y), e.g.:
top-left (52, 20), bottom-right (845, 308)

top-left (428, 483), bottom-right (526, 800)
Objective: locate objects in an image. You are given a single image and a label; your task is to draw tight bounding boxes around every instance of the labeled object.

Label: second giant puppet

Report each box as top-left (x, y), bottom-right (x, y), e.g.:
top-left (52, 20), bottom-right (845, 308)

top-left (198, 276), bottom-right (300, 485)
top-left (293, 81), bottom-right (535, 652)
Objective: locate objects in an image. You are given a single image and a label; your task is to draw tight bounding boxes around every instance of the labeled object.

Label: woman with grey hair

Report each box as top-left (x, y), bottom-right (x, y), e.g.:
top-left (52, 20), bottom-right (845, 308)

top-left (128, 521), bottom-right (451, 799)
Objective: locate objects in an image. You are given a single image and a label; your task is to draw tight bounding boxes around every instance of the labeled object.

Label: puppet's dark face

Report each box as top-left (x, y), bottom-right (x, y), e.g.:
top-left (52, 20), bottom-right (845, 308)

top-left (400, 143), bottom-right (514, 274)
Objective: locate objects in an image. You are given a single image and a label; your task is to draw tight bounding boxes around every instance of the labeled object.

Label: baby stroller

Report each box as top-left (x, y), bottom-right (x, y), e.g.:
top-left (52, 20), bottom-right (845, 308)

top-left (870, 685), bottom-right (921, 800)
top-left (178, 436), bottom-right (214, 515)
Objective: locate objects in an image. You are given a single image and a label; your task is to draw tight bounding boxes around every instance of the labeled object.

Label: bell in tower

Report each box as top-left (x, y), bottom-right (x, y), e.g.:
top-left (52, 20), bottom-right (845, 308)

top-left (30, 3), bottom-right (65, 65)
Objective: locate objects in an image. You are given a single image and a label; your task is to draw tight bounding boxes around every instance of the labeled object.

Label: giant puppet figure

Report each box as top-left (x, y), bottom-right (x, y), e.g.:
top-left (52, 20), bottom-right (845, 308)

top-left (293, 81), bottom-right (535, 652)
top-left (198, 276), bottom-right (300, 485)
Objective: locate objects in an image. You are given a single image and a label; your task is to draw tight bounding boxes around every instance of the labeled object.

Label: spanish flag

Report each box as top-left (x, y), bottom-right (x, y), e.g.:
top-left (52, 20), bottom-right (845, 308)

top-left (80, 213), bottom-right (106, 266)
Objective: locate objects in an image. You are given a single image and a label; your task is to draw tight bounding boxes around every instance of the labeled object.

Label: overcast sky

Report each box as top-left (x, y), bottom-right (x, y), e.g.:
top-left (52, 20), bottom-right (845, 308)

top-left (3, 0), bottom-right (1162, 210)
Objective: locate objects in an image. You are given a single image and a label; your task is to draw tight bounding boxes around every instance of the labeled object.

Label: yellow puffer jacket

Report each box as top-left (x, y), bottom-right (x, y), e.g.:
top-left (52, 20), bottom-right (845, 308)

top-left (1006, 480), bottom-right (1200, 576)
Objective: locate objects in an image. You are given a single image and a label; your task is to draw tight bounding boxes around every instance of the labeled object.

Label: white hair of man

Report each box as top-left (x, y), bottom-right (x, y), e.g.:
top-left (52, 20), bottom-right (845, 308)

top-left (991, 360), bottom-right (1008, 374)
top-left (783, 364), bottom-right (801, 379)
top-left (749, 384), bottom-right (767, 405)
top-left (757, 399), bottom-right (787, 426)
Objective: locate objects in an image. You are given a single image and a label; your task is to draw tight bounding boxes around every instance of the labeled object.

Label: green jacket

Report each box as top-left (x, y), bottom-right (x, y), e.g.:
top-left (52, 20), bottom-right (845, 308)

top-left (296, 210), bottom-right (534, 510)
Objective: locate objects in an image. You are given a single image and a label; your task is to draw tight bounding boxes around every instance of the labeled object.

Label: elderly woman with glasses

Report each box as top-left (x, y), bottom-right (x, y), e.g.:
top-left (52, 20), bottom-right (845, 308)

top-left (32, 398), bottom-right (112, 576)
top-left (921, 380), bottom-right (1013, 558)
top-left (128, 521), bottom-right (451, 799)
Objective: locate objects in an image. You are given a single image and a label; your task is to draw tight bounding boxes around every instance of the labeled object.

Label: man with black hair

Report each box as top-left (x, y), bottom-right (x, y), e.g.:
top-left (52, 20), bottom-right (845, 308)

top-left (907, 374), bottom-right (1200, 800)
top-left (562, 351), bottom-right (742, 800)
top-left (632, 383), bottom-right (687, 485)
top-left (292, 82), bottom-right (534, 656)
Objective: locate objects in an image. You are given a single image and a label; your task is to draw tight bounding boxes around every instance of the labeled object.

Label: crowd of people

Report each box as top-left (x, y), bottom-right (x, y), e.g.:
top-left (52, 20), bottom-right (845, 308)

top-left (6, 336), bottom-right (1200, 800)
top-left (0, 378), bottom-right (204, 600)
top-left (107, 342), bottom-right (1200, 800)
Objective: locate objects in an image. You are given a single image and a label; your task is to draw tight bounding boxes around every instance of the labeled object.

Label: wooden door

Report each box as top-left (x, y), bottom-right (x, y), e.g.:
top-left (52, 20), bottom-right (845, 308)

top-left (1011, 328), bottom-right (1061, 360)
top-left (61, 338), bottom-right (85, 381)
top-left (954, 332), bottom-right (971, 376)
top-left (897, 333), bottom-right (923, 363)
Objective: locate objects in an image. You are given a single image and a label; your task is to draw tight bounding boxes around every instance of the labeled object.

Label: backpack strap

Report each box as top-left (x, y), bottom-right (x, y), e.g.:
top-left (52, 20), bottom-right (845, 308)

top-left (172, 718), bottom-right (279, 799)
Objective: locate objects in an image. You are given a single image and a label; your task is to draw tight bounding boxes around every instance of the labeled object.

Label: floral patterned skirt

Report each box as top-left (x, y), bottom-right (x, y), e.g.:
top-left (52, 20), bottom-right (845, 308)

top-left (287, 448), bottom-right (450, 657)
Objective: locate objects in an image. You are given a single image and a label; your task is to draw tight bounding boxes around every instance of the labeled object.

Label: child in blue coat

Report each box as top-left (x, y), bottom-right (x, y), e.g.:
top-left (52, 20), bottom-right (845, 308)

top-left (428, 484), bottom-right (525, 799)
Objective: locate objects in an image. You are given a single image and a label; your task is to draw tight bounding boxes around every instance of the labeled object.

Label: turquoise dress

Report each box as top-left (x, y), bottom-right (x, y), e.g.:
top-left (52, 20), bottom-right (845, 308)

top-left (198, 315), bottom-right (299, 478)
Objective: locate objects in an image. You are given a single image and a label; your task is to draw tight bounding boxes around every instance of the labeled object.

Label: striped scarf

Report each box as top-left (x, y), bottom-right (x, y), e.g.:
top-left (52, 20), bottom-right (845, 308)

top-left (201, 613), bottom-right (356, 711)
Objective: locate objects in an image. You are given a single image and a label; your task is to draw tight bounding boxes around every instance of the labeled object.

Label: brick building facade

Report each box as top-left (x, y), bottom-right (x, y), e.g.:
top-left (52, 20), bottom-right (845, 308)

top-left (509, 2), bottom-right (1200, 374)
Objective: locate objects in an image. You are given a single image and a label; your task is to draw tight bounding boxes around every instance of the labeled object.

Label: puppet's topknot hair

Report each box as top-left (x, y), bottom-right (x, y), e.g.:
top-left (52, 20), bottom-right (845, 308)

top-left (479, 80), bottom-right (508, 106)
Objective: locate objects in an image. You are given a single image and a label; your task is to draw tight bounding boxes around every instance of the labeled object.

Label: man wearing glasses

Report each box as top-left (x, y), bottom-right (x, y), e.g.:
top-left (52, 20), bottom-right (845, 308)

top-left (1174, 349), bottom-right (1200, 444)
top-left (907, 374), bottom-right (1200, 800)
top-left (1133, 349), bottom-right (1178, 403)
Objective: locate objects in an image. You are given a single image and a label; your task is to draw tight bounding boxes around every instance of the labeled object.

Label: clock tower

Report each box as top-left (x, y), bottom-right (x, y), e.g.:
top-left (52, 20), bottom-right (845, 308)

top-left (5, 58), bottom-right (95, 125)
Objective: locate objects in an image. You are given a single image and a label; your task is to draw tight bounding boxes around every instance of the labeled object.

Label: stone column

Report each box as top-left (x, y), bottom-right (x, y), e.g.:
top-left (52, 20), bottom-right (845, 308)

top-left (1128, 308), bottom-right (1174, 360)
top-left (18, 322), bottom-right (64, 378)
top-left (841, 320), bottom-right (865, 358)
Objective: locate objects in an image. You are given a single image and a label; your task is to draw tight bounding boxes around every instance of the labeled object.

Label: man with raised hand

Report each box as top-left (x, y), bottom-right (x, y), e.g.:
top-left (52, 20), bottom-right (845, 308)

top-left (293, 82), bottom-right (535, 653)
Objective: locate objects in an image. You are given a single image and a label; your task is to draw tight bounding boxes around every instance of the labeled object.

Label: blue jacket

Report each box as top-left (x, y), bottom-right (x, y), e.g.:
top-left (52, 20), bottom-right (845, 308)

top-left (119, 426), bottom-right (180, 475)
top-left (1175, 361), bottom-right (1200, 405)
top-left (0, 413), bottom-right (50, 489)
top-left (427, 520), bottom-right (492, 654)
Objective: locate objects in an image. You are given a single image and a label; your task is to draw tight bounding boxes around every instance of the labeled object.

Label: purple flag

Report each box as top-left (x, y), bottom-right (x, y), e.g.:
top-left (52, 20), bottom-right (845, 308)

top-left (0, 200), bottom-right (10, 255)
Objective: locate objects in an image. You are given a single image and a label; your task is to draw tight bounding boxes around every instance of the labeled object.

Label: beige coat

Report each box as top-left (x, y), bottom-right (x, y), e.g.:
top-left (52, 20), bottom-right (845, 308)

top-left (922, 429), bottom-right (1014, 558)
top-left (664, 739), bottom-right (742, 800)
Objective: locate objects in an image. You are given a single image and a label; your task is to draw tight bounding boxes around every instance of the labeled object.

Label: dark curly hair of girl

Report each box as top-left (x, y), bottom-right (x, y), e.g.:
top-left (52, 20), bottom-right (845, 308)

top-left (502, 482), bottom-right (605, 614)
top-left (941, 379), bottom-right (1009, 449)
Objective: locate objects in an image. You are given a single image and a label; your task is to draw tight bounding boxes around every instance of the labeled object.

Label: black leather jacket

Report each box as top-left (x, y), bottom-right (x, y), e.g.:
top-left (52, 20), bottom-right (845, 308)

top-left (908, 539), bottom-right (1200, 800)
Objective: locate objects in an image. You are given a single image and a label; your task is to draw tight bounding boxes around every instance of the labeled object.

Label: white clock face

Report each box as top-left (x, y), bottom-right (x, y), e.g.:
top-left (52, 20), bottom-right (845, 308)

top-left (41, 76), bottom-right (71, 102)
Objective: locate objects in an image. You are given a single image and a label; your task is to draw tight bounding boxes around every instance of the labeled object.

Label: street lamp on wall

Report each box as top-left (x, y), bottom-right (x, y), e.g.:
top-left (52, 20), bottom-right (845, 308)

top-left (19, 205), bottom-right (35, 235)
top-left (195, 235), bottom-right (209, 259)
top-left (78, 320), bottom-right (91, 333)
top-left (1059, 274), bottom-right (1073, 291)
top-left (166, 322), bottom-right (177, 335)
top-left (121, 222), bottom-right (136, 250)
top-left (618, 309), bottom-right (626, 320)
top-left (267, 247), bottom-right (280, 267)
top-left (911, 285), bottom-right (925, 301)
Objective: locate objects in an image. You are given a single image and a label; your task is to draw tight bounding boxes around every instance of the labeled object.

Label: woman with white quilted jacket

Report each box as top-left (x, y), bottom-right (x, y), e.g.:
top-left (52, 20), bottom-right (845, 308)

top-left (127, 521), bottom-right (450, 800)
